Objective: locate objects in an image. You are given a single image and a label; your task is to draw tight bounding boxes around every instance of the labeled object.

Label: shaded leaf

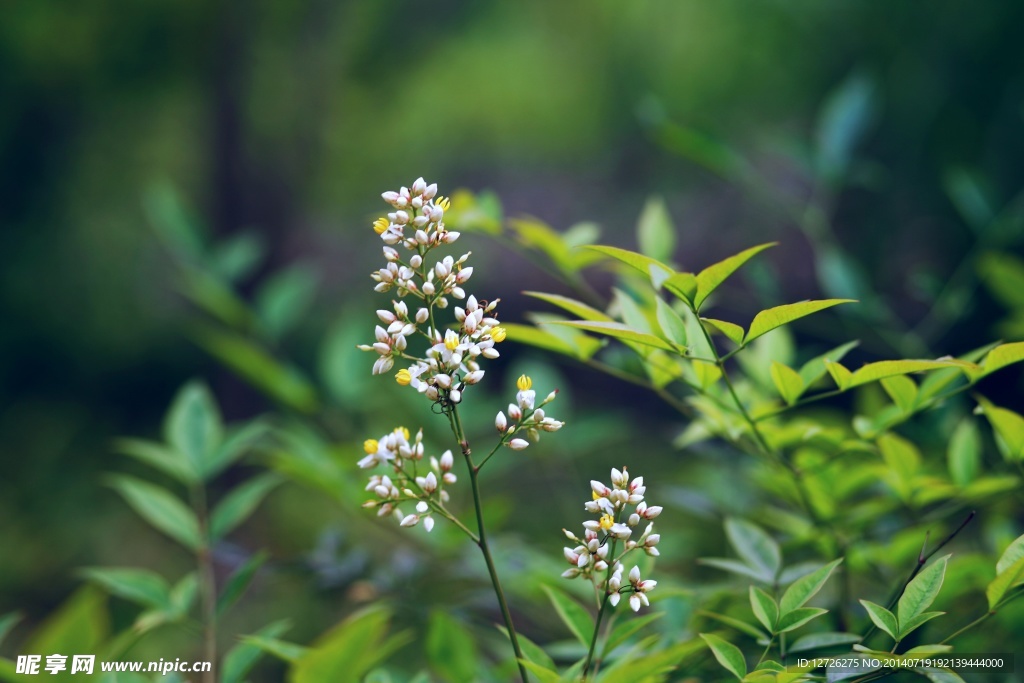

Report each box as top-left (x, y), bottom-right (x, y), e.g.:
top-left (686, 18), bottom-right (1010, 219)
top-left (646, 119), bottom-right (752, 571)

top-left (776, 607), bottom-right (827, 633)
top-left (700, 634), bottom-right (747, 680)
top-left (897, 555), bottom-right (949, 637)
top-left (217, 551), bottom-right (268, 616)
top-left (547, 320), bottom-right (676, 352)
top-left (726, 518), bottom-right (782, 581)
top-left (996, 533), bottom-right (1024, 574)
top-left (0, 613), bottom-right (20, 649)
top-left (210, 473), bottom-right (283, 539)
top-left (975, 396), bottom-right (1024, 460)
top-left (78, 568), bottom-right (171, 611)
top-left (637, 196), bottom-right (676, 263)
top-left (106, 475), bottom-right (201, 550)
top-left (583, 245), bottom-right (673, 286)
top-left (788, 632), bottom-right (861, 654)
top-left (656, 298), bottom-right (688, 348)
top-left (816, 71), bottom-right (876, 182)
top-left (779, 559), bottom-right (842, 614)
top-left (222, 620), bottom-right (291, 683)
top-left (291, 607), bottom-right (411, 683)
top-left (986, 555), bottom-right (1024, 610)
top-left (256, 265), bottom-right (318, 340)
top-left (699, 558), bottom-right (774, 584)
top-left (112, 438), bottom-right (197, 485)
top-left (523, 291), bottom-right (613, 323)
top-left (698, 611), bottom-right (767, 641)
top-left (426, 611), bottom-right (478, 683)
top-left (164, 381), bottom-right (222, 477)
top-left (542, 586), bottom-right (593, 646)
top-left (502, 322), bottom-right (602, 360)
top-left (947, 419), bottom-right (981, 487)
top-left (603, 612), bottom-right (664, 655)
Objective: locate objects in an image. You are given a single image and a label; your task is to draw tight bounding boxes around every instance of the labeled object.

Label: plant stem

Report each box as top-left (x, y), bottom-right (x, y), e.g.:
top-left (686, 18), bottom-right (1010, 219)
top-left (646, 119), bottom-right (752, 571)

top-left (191, 485), bottom-right (217, 683)
top-left (449, 405), bottom-right (530, 683)
top-left (582, 595), bottom-right (610, 680)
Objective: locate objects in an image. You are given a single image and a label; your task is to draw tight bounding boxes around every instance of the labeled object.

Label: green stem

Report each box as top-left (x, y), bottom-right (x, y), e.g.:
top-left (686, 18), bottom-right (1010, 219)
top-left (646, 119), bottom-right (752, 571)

top-left (190, 485), bottom-right (217, 683)
top-left (449, 405), bottom-right (529, 683)
top-left (582, 595), bottom-right (610, 681)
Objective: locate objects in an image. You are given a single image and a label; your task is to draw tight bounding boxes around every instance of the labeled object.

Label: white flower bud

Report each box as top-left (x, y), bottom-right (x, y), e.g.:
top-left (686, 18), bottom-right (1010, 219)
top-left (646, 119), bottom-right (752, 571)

top-left (562, 568), bottom-right (581, 579)
top-left (455, 267), bottom-right (473, 284)
top-left (439, 450), bottom-right (454, 471)
top-left (422, 281), bottom-right (436, 296)
top-left (429, 206), bottom-right (444, 222)
top-left (400, 514), bottom-right (419, 527)
top-left (508, 404), bottom-right (522, 420)
top-left (416, 307), bottom-right (429, 323)
top-left (394, 210), bottom-right (409, 225)
top-left (495, 411), bottom-right (507, 432)
top-left (377, 310), bottom-right (397, 324)
top-left (412, 177), bottom-right (427, 195)
top-left (416, 501), bottom-right (429, 513)
top-left (424, 183), bottom-right (437, 199)
top-left (463, 370), bottom-right (484, 384)
top-left (423, 472), bottom-right (437, 494)
top-left (411, 196), bottom-right (423, 209)
top-left (509, 438), bottom-right (529, 451)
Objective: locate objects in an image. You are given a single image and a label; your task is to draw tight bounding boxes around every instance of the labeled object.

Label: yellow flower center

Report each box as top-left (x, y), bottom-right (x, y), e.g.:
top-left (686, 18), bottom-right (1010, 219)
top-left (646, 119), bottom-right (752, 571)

top-left (395, 426), bottom-right (410, 441)
top-left (363, 439), bottom-right (379, 454)
top-left (436, 196), bottom-right (451, 211)
top-left (592, 490), bottom-right (601, 501)
top-left (491, 326), bottom-right (507, 343)
top-left (599, 514), bottom-right (614, 531)
top-left (372, 217), bottom-right (389, 235)
top-left (395, 369), bottom-right (412, 385)
top-left (517, 374), bottom-right (532, 391)
top-left (444, 330), bottom-right (460, 351)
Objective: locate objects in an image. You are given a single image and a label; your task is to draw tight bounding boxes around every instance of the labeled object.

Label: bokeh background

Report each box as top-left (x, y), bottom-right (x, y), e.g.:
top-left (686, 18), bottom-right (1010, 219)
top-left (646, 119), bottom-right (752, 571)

top-left (2, 0), bottom-right (1023, 679)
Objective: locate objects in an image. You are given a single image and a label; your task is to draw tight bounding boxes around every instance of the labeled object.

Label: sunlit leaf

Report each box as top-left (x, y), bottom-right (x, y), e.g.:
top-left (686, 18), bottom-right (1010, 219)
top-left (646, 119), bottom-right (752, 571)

top-left (503, 322), bottom-right (602, 360)
top-left (986, 556), bottom-right (1024, 609)
top-left (664, 272), bottom-right (698, 305)
top-left (859, 600), bottom-right (897, 641)
top-left (749, 587), bottom-right (779, 633)
top-left (637, 196), bottom-right (676, 263)
top-left (979, 342), bottom-right (1024, 376)
top-left (547, 320), bottom-right (676, 352)
top-left (799, 340), bottom-right (859, 388)
top-left (779, 559), bottom-right (843, 615)
top-left (848, 360), bottom-right (972, 389)
top-left (776, 607), bottom-right (827, 633)
top-left (699, 634), bottom-right (746, 680)
top-left (770, 361), bottom-right (805, 406)
top-left (947, 419), bottom-right (981, 488)
top-left (745, 300), bottom-right (856, 344)
top-left (897, 555), bottom-right (949, 638)
top-left (703, 318), bottom-right (745, 346)
top-left (974, 396), bottom-right (1024, 461)
top-left (694, 243), bottom-right (776, 309)
top-left (881, 375), bottom-right (918, 414)
top-left (523, 291), bottom-right (613, 322)
top-left (825, 360), bottom-right (853, 391)
top-left (583, 245), bottom-right (673, 287)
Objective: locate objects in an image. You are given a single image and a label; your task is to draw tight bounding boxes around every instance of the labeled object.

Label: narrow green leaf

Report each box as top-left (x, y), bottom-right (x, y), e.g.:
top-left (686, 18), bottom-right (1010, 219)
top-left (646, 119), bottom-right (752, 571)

top-left (0, 613), bottom-right (22, 648)
top-left (656, 298), bottom-right (688, 348)
top-left (787, 632), bottom-right (861, 654)
top-left (169, 571), bottom-right (198, 618)
top-left (164, 381), bottom-right (223, 476)
top-left (426, 611), bottom-right (478, 683)
top-left (78, 568), bottom-right (171, 610)
top-left (206, 420), bottom-right (269, 479)
top-left (112, 438), bottom-right (197, 485)
top-left (547, 320), bottom-right (676, 351)
top-left (911, 667), bottom-right (965, 683)
top-left (106, 475), bottom-right (201, 550)
top-left (664, 272), bottom-right (698, 304)
top-left (947, 419), bottom-right (981, 487)
top-left (816, 71), bottom-right (875, 181)
top-left (825, 360), bottom-right (853, 390)
top-left (695, 243), bottom-right (776, 309)
top-left (613, 288), bottom-right (655, 336)
top-left (699, 558), bottom-right (774, 584)
top-left (523, 291), bottom-right (613, 322)
top-left (519, 660), bottom-right (561, 683)
top-left (499, 627), bottom-right (556, 674)
top-left (210, 473), bottom-right (283, 539)
top-left (897, 555), bottom-right (950, 634)
top-left (239, 635), bottom-right (307, 663)
top-left (779, 559), bottom-right (843, 614)
top-left (898, 611), bottom-right (945, 639)
top-left (975, 396), bottom-right (1024, 460)
top-left (904, 644), bottom-right (953, 656)
top-left (746, 300), bottom-right (856, 344)
top-left (583, 245), bottom-right (673, 285)
top-left (24, 587), bottom-right (109, 661)
top-left (291, 607), bottom-right (411, 683)
top-left (542, 585), bottom-right (593, 646)
top-left (703, 318), bottom-right (746, 346)
top-left (849, 360), bottom-right (973, 389)
top-left (877, 433), bottom-right (921, 494)
top-left (502, 322), bottom-right (602, 360)
top-left (749, 586), bottom-right (779, 633)
top-left (980, 341), bottom-right (1024, 376)
top-left (602, 612), bottom-right (664, 655)
top-left (986, 555), bottom-right (1024, 610)
top-left (222, 620), bottom-right (292, 683)
top-left (996, 533), bottom-right (1024, 574)
top-left (881, 375), bottom-right (918, 414)
top-left (770, 361), bottom-right (806, 406)
top-left (697, 611), bottom-right (768, 641)
top-left (859, 600), bottom-right (897, 641)
top-left (776, 607), bottom-right (828, 633)
top-left (699, 633), bottom-right (747, 680)
top-left (637, 196), bottom-right (676, 263)
top-left (798, 340), bottom-right (859, 388)
top-left (256, 265), bottom-right (319, 340)
top-left (725, 518), bottom-right (782, 581)
top-left (217, 551), bottom-right (268, 616)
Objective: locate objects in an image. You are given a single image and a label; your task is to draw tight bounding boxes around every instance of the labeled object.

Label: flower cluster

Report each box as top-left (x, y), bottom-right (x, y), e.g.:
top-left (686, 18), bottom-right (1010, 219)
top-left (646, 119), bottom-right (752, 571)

top-left (494, 375), bottom-right (565, 451)
top-left (562, 467), bottom-right (661, 611)
top-left (359, 426), bottom-right (456, 533)
top-left (358, 178), bottom-right (504, 410)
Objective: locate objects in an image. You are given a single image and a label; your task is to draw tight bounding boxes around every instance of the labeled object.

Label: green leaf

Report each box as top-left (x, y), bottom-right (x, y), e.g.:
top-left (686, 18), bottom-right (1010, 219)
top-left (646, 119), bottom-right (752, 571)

top-left (164, 381), bottom-right (223, 477)
top-left (169, 571), bottom-right (198, 618)
top-left (583, 245), bottom-right (673, 286)
top-left (770, 361), bottom-right (806, 406)
top-left (502, 322), bottom-right (601, 360)
top-left (816, 71), bottom-right (875, 182)
top-left (911, 667), bottom-right (966, 683)
top-left (695, 243), bottom-right (776, 309)
top-left (903, 644), bottom-right (953, 656)
top-left (222, 620), bottom-right (292, 683)
top-left (255, 265), bottom-right (318, 340)
top-left (947, 419), bottom-right (981, 487)
top-left (212, 232), bottom-right (264, 283)
top-left (25, 587), bottom-right (109, 663)
top-left (779, 559), bottom-right (843, 614)
top-left (78, 568), bottom-right (171, 610)
top-left (217, 551), bottom-right (268, 616)
top-left (664, 272), bottom-right (698, 304)
top-left (975, 396), bottom-right (1024, 460)
top-left (0, 613), bottom-right (22, 648)
top-left (291, 607), bottom-right (411, 683)
top-left (206, 419), bottom-right (269, 479)
top-left (897, 555), bottom-right (949, 637)
top-left (547, 320), bottom-right (676, 351)
top-left (106, 475), bottom-right (201, 550)
top-left (745, 300), bottom-right (856, 344)
top-left (859, 600), bottom-right (897, 641)
top-left (637, 196), bottom-right (676, 263)
top-left (499, 627), bottom-right (556, 674)
top-left (799, 340), bottom-right (859, 388)
top-left (848, 360), bottom-right (972, 389)
top-left (877, 433), bottom-right (921, 501)
top-left (112, 438), bottom-right (198, 485)
top-left (726, 518), bottom-right (782, 581)
top-left (519, 660), bottom-right (561, 683)
top-left (787, 632), bottom-right (861, 654)
top-left (749, 586), bottom-right (779, 633)
top-left (426, 611), bottom-right (478, 683)
top-left (776, 607), bottom-right (828, 633)
top-left (523, 291), bottom-right (613, 322)
top-left (239, 635), bottom-right (307, 663)
top-left (603, 613), bottom-right (664, 655)
top-left (944, 167), bottom-right (994, 232)
top-left (210, 473), bottom-right (282, 539)
top-left (698, 611), bottom-right (768, 641)
top-left (191, 325), bottom-right (319, 414)
top-left (655, 298), bottom-right (688, 348)
top-left (898, 611), bottom-right (945, 639)
top-left (825, 360), bottom-right (853, 390)
top-left (144, 182), bottom-right (205, 259)
top-left (542, 586), bottom-right (593, 646)
top-left (703, 318), bottom-right (746, 346)
top-left (699, 558), bottom-right (774, 584)
top-left (979, 341), bottom-right (1024, 376)
top-left (996, 533), bottom-right (1024, 574)
top-left (986, 555), bottom-right (1024, 610)
top-left (700, 633), bottom-right (747, 680)
top-left (881, 375), bottom-right (918, 414)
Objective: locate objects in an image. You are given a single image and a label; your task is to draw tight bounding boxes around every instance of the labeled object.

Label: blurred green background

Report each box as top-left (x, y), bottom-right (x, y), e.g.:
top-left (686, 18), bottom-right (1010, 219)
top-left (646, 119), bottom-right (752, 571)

top-left (2, 0), bottom-right (1023, 678)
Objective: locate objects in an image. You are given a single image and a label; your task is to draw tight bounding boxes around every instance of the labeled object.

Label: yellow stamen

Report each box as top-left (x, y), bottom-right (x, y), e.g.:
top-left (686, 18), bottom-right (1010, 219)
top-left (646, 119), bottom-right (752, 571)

top-left (444, 330), bottom-right (460, 351)
top-left (491, 326), bottom-right (507, 343)
top-left (436, 196), bottom-right (451, 211)
top-left (599, 513), bottom-right (614, 531)
top-left (395, 426), bottom-right (410, 441)
top-left (396, 369), bottom-right (412, 385)
top-left (363, 439), bottom-right (379, 454)
top-left (517, 374), bottom-right (532, 391)
top-left (372, 217), bottom-right (389, 235)
top-left (592, 490), bottom-right (600, 501)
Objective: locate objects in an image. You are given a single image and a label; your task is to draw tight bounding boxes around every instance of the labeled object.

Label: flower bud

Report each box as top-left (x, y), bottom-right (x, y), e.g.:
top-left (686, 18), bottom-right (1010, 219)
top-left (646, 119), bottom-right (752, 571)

top-left (495, 411), bottom-right (508, 432)
top-left (509, 438), bottom-right (529, 451)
